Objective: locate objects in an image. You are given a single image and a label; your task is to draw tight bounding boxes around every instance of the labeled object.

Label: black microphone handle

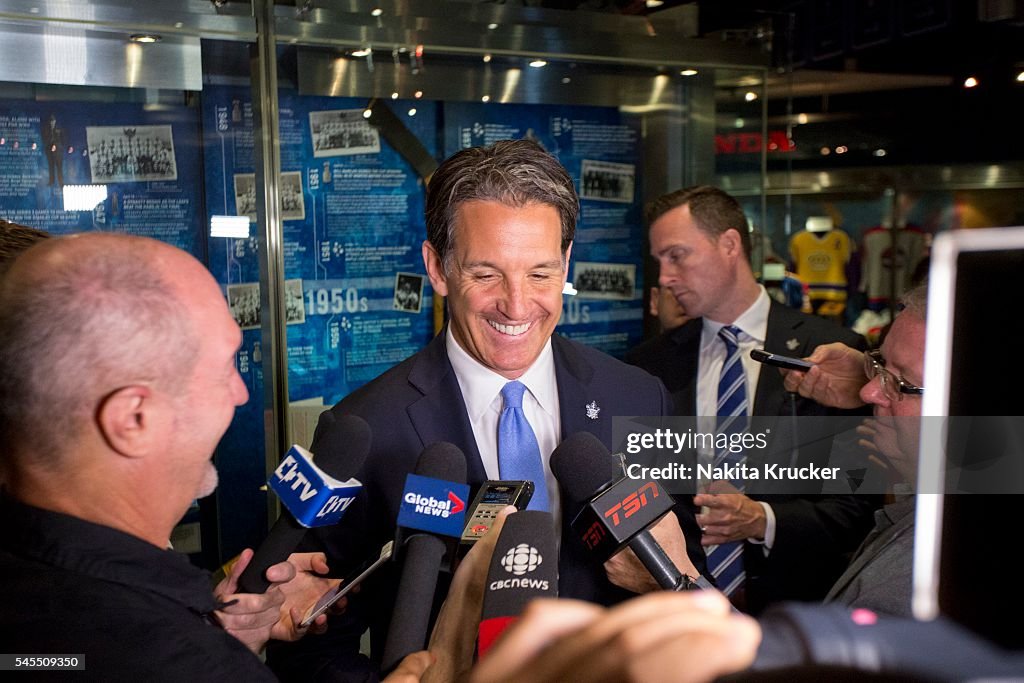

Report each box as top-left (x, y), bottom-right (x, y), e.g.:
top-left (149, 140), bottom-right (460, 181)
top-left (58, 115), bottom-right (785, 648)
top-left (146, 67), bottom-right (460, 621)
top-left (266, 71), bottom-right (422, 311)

top-left (627, 531), bottom-right (685, 591)
top-left (237, 513), bottom-right (308, 594)
top-left (381, 533), bottom-right (448, 672)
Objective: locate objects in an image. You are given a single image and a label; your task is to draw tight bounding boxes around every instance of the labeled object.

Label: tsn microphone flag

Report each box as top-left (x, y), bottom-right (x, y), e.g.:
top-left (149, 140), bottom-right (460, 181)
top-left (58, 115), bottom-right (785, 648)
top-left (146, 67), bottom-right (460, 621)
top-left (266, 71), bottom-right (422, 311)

top-left (397, 474), bottom-right (470, 537)
top-left (269, 445), bottom-right (363, 528)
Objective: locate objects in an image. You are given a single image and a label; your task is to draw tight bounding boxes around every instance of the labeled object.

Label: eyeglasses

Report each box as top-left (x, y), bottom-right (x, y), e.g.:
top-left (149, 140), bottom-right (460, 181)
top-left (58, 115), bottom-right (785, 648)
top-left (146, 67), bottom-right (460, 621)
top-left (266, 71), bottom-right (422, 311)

top-left (863, 349), bottom-right (924, 402)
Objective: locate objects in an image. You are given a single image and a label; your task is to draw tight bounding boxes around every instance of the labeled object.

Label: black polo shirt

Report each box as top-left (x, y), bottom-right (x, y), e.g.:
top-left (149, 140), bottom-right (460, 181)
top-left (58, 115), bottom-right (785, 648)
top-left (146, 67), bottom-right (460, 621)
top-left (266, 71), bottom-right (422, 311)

top-left (0, 493), bottom-right (277, 681)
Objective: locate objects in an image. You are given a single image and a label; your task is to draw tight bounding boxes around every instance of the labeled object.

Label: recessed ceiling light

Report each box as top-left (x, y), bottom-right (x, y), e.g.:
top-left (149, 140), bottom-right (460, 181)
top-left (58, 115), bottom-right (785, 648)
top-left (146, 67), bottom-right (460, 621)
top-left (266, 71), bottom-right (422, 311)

top-left (680, 69), bottom-right (698, 77)
top-left (963, 76), bottom-right (979, 88)
top-left (820, 147), bottom-right (831, 155)
top-left (130, 34), bottom-right (162, 43)
top-left (487, 23), bottom-right (499, 30)
top-left (744, 91), bottom-right (758, 102)
top-left (362, 109), bottom-right (372, 119)
top-left (351, 48), bottom-right (371, 58)
top-left (797, 113), bottom-right (809, 124)
top-left (529, 60), bottom-right (548, 68)
top-left (561, 77), bottom-right (571, 84)
top-left (873, 149), bottom-right (887, 157)
top-left (482, 54), bottom-right (492, 63)
top-left (407, 108), bottom-right (417, 117)
top-left (1015, 71), bottom-right (1024, 83)
top-left (835, 145), bottom-right (848, 154)
top-left (414, 90), bottom-right (423, 99)
top-left (391, 92), bottom-right (399, 100)
top-left (370, 8), bottom-right (383, 17)
top-left (481, 95), bottom-right (490, 103)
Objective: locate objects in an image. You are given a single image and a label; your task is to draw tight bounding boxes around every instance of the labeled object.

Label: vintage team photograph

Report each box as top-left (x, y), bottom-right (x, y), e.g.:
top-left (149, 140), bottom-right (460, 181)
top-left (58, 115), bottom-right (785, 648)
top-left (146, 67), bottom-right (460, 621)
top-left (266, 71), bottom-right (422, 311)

top-left (227, 282), bottom-right (261, 330)
top-left (86, 124), bottom-right (177, 183)
top-left (309, 109), bottom-right (382, 157)
top-left (572, 261), bottom-right (637, 300)
top-left (579, 159), bottom-right (636, 204)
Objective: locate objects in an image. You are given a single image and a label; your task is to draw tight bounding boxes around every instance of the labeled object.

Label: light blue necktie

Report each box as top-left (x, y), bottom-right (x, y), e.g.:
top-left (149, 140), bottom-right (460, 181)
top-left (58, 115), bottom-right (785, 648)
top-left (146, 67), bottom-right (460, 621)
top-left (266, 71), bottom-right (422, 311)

top-left (497, 381), bottom-right (549, 512)
top-left (706, 325), bottom-right (748, 599)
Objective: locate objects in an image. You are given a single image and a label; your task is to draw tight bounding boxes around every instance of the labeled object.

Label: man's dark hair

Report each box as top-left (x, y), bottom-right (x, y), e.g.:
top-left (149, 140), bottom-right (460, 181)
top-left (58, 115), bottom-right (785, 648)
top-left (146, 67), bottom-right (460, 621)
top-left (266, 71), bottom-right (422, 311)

top-left (0, 220), bottom-right (50, 270)
top-left (425, 139), bottom-right (578, 273)
top-left (645, 185), bottom-right (752, 261)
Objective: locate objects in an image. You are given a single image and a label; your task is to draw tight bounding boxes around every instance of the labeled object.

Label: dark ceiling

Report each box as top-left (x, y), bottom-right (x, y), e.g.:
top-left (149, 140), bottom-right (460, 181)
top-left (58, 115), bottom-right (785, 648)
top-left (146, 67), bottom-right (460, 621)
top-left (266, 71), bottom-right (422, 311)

top-left (530, 1), bottom-right (1024, 167)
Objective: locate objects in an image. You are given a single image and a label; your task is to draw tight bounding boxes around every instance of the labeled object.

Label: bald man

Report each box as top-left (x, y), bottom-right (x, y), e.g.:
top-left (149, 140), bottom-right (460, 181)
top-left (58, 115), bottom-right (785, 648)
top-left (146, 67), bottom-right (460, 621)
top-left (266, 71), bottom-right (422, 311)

top-left (0, 234), bottom-right (430, 681)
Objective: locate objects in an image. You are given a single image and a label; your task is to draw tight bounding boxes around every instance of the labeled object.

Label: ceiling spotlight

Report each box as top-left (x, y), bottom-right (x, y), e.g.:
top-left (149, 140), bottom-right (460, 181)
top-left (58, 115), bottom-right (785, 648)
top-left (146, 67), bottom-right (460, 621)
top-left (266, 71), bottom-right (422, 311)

top-left (963, 76), bottom-right (979, 88)
top-left (873, 149), bottom-right (887, 157)
top-left (529, 59), bottom-right (548, 68)
top-left (481, 95), bottom-right (490, 103)
top-left (487, 23), bottom-right (499, 30)
top-left (482, 54), bottom-right (492, 63)
top-left (370, 8), bottom-right (383, 17)
top-left (362, 109), bottom-right (372, 119)
top-left (351, 48), bottom-right (371, 58)
top-left (835, 145), bottom-right (848, 154)
top-left (797, 113), bottom-right (809, 124)
top-left (680, 69), bottom-right (698, 77)
top-left (1015, 71), bottom-right (1024, 83)
top-left (744, 91), bottom-right (758, 102)
top-left (391, 92), bottom-right (399, 100)
top-left (820, 147), bottom-right (831, 156)
top-left (645, 0), bottom-right (664, 7)
top-left (414, 90), bottom-right (423, 99)
top-left (561, 77), bottom-right (571, 84)
top-left (407, 108), bottom-right (417, 117)
top-left (129, 34), bottom-right (162, 43)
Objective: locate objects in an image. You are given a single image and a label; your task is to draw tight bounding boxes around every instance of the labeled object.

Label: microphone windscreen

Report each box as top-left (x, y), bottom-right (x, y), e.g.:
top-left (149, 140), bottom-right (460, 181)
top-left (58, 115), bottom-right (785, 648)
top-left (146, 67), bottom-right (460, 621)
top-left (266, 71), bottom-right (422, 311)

top-left (549, 431), bottom-right (619, 504)
top-left (478, 510), bottom-right (558, 656)
top-left (310, 412), bottom-right (372, 480)
top-left (414, 441), bottom-right (467, 483)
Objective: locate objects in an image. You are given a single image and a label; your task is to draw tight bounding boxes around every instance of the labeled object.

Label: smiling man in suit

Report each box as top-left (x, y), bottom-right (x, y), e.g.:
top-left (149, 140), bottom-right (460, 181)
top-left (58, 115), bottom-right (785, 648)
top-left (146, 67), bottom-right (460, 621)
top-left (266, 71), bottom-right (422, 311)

top-left (277, 140), bottom-right (702, 680)
top-left (631, 185), bottom-right (877, 614)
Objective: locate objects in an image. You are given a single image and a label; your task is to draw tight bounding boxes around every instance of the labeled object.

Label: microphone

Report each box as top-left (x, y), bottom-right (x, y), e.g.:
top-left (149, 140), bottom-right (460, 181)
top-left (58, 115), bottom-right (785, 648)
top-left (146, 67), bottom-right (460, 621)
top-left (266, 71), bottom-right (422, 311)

top-left (551, 432), bottom-right (685, 591)
top-left (749, 603), bottom-right (1024, 681)
top-left (477, 510), bottom-right (558, 657)
top-left (237, 412), bottom-right (369, 594)
top-left (381, 442), bottom-right (469, 672)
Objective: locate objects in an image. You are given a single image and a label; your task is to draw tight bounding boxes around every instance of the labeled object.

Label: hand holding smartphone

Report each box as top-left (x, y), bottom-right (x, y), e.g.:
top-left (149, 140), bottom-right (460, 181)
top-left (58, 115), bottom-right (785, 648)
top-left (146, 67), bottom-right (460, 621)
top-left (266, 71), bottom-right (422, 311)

top-left (299, 541), bottom-right (393, 628)
top-left (750, 348), bottom-right (815, 371)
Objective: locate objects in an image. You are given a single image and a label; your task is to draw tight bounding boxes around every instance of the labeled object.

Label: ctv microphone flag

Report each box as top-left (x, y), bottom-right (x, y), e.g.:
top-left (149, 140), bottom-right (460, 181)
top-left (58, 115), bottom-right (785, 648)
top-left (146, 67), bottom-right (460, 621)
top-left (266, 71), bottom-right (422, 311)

top-left (269, 445), bottom-right (363, 527)
top-left (478, 510), bottom-right (558, 657)
top-left (237, 412), bottom-right (371, 594)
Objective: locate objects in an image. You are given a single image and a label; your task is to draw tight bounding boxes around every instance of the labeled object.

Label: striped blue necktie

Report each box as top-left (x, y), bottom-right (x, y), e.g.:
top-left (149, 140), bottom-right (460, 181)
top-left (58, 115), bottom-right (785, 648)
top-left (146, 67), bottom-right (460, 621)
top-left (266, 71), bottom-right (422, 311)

top-left (706, 325), bottom-right (748, 599)
top-left (497, 381), bottom-right (549, 511)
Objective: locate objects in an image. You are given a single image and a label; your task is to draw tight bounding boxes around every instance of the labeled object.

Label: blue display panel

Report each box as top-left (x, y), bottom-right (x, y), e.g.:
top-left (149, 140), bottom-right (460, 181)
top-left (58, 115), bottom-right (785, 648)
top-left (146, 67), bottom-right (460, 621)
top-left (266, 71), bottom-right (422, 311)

top-left (444, 103), bottom-right (645, 357)
top-left (202, 87), bottom-right (439, 556)
top-left (0, 98), bottom-right (203, 255)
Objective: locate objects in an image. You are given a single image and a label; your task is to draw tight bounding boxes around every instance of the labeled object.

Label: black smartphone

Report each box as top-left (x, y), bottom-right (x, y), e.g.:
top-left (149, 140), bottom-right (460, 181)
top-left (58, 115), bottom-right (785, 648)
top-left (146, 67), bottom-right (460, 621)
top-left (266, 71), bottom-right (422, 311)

top-left (459, 480), bottom-right (534, 545)
top-left (299, 540), bottom-right (393, 627)
top-left (750, 348), bottom-right (815, 371)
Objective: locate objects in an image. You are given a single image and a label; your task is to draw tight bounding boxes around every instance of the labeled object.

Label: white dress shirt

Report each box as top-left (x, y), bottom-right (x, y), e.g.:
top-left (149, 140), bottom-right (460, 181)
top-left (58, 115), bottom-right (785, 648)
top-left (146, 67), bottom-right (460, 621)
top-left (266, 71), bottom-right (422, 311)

top-left (695, 286), bottom-right (778, 549)
top-left (445, 327), bottom-right (563, 528)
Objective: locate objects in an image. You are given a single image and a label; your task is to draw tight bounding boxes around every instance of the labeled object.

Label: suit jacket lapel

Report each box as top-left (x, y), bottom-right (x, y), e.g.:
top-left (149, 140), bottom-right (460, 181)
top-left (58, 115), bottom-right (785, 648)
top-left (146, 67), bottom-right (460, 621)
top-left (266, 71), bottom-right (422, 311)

top-left (405, 332), bottom-right (488, 485)
top-left (755, 301), bottom-right (811, 416)
top-left (670, 321), bottom-right (702, 416)
top-left (552, 334), bottom-right (595, 441)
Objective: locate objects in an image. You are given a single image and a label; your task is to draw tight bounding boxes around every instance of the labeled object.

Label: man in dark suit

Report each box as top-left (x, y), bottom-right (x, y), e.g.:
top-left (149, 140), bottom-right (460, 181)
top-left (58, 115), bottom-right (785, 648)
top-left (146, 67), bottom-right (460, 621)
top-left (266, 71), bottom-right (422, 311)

top-left (629, 185), bottom-right (878, 614)
top-left (277, 141), bottom-right (704, 679)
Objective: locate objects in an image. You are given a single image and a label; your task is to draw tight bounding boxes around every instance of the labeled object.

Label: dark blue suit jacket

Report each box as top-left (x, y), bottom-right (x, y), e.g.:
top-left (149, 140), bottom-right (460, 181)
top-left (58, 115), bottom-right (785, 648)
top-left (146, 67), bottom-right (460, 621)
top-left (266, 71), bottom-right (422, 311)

top-left (626, 301), bottom-right (879, 614)
top-left (276, 331), bottom-right (701, 676)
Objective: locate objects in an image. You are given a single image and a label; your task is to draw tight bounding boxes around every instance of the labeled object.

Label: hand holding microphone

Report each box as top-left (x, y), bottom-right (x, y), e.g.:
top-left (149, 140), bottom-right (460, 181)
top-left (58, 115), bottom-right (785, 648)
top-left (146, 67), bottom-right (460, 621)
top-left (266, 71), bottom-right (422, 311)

top-left (237, 412), bottom-right (371, 594)
top-left (551, 432), bottom-right (693, 593)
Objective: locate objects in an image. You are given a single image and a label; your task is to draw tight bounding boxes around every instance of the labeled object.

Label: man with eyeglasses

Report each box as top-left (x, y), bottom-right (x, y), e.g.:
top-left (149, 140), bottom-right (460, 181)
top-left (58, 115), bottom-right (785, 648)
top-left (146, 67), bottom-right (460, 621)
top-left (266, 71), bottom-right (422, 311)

top-left (781, 283), bottom-right (927, 617)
